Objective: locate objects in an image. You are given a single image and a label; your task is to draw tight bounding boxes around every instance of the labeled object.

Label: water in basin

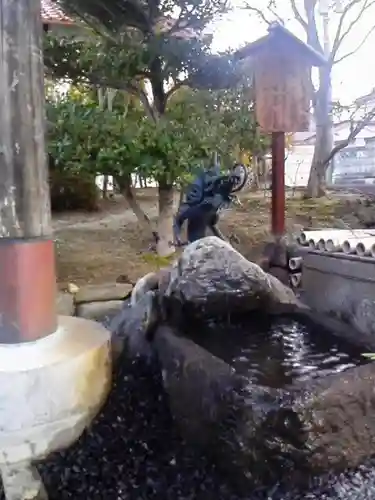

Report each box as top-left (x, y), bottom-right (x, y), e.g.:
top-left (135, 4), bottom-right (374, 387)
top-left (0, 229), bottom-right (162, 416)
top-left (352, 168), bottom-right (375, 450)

top-left (185, 315), bottom-right (367, 388)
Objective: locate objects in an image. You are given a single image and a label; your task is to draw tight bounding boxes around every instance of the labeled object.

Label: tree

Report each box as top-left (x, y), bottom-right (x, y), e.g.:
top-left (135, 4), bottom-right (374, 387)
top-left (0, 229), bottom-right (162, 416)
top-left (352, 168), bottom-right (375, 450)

top-left (245, 0), bottom-right (375, 197)
top-left (46, 91), bottom-right (205, 233)
top-left (46, 81), bottom-right (266, 233)
top-left (45, 0), bottom-right (245, 255)
top-left (167, 85), bottom-right (270, 164)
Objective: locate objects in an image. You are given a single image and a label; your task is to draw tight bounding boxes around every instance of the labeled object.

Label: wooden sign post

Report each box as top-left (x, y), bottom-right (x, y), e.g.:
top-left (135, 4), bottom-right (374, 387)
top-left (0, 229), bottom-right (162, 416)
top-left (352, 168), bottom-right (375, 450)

top-left (271, 131), bottom-right (286, 236)
top-left (236, 23), bottom-right (326, 236)
top-left (0, 0), bottom-right (57, 343)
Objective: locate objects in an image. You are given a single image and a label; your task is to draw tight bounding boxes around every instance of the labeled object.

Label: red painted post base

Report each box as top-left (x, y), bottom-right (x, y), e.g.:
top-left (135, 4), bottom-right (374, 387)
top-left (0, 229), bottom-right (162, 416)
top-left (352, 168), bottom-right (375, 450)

top-left (271, 131), bottom-right (286, 236)
top-left (0, 239), bottom-right (57, 343)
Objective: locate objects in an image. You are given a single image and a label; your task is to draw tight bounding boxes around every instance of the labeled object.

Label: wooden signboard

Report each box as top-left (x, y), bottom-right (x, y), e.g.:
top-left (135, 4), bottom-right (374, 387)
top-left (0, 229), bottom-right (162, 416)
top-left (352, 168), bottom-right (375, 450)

top-left (235, 23), bottom-right (326, 236)
top-left (254, 46), bottom-right (311, 133)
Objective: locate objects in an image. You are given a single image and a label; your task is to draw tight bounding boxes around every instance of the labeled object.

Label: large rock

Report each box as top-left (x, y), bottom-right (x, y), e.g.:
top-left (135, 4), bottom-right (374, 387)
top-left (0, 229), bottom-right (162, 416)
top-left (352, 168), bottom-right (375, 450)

top-left (352, 298), bottom-right (375, 342)
top-left (281, 363), bottom-right (375, 473)
top-left (163, 236), bottom-right (301, 320)
top-left (154, 325), bottom-right (375, 490)
top-left (268, 266), bottom-right (290, 286)
top-left (130, 268), bottom-right (171, 306)
top-left (154, 325), bottom-right (281, 489)
top-left (108, 292), bottom-right (159, 361)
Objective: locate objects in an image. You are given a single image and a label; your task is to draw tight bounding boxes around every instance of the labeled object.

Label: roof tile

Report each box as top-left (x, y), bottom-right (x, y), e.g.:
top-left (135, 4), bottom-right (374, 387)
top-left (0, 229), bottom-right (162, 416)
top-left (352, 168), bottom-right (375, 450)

top-left (41, 0), bottom-right (73, 24)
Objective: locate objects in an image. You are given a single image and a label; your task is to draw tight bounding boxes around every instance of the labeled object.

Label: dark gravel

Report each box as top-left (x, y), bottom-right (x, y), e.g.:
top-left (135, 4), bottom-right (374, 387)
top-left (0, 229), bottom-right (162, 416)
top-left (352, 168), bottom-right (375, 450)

top-left (1, 353), bottom-right (375, 499)
top-left (40, 356), bottom-right (241, 500)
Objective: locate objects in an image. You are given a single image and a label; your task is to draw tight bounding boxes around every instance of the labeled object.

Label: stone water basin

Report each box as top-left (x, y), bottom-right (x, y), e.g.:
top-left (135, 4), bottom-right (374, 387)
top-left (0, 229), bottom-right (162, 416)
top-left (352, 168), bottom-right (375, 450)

top-left (154, 315), bottom-right (375, 491)
top-left (187, 316), bottom-right (365, 387)
top-left (107, 236), bottom-right (375, 494)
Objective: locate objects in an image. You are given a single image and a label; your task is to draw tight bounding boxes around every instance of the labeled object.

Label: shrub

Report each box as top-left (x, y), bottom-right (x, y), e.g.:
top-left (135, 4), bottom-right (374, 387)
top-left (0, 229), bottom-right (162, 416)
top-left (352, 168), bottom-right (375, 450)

top-left (50, 170), bottom-right (99, 212)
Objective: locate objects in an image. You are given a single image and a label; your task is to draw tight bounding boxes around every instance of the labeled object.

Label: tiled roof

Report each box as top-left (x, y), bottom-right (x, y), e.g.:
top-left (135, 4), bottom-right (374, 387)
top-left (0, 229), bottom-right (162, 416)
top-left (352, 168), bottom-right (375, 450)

top-left (40, 0), bottom-right (201, 39)
top-left (41, 0), bottom-right (74, 24)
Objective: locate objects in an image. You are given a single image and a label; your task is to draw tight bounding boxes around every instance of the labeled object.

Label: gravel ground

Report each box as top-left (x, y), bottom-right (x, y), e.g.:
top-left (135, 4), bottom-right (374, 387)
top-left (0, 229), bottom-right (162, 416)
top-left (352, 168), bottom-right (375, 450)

top-left (1, 353), bottom-right (375, 499)
top-left (39, 357), bottom-right (239, 500)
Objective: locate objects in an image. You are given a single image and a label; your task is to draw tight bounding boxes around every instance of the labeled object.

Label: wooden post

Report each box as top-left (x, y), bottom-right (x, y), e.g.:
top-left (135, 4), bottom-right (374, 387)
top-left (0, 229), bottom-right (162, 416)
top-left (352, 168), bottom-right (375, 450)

top-left (0, 0), bottom-right (57, 343)
top-left (271, 132), bottom-right (286, 236)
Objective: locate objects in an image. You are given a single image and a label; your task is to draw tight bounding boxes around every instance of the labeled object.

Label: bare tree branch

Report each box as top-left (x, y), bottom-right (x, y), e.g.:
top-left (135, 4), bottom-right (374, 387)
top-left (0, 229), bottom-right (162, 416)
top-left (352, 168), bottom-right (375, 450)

top-left (243, 1), bottom-right (285, 25)
top-left (242, 4), bottom-right (273, 24)
top-left (331, 0), bottom-right (375, 63)
top-left (303, 0), bottom-right (324, 53)
top-left (331, 0), bottom-right (364, 59)
top-left (333, 24), bottom-right (375, 64)
top-left (290, 0), bottom-right (308, 31)
top-left (323, 105), bottom-right (375, 165)
top-left (266, 0), bottom-right (285, 24)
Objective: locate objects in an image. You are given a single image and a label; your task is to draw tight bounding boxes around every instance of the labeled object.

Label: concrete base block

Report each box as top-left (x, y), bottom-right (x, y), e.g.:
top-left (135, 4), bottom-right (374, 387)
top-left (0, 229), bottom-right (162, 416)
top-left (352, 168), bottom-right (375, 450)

top-left (56, 293), bottom-right (75, 316)
top-left (1, 462), bottom-right (47, 500)
top-left (0, 315), bottom-right (112, 497)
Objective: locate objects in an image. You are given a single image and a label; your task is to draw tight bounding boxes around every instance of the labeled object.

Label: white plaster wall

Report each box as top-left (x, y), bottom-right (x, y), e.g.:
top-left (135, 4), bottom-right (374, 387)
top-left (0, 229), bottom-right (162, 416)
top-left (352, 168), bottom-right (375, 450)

top-left (285, 146), bottom-right (315, 188)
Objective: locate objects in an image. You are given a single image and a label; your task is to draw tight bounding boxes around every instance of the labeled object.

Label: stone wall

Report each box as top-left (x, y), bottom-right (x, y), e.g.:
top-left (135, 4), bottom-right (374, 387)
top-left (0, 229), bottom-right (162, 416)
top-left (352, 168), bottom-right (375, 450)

top-left (57, 283), bottom-right (133, 321)
top-left (300, 251), bottom-right (375, 350)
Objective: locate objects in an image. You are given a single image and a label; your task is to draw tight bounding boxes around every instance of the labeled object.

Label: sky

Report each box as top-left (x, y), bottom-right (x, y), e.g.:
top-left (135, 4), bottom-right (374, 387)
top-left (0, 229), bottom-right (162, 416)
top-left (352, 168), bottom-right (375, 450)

top-left (209, 0), bottom-right (375, 104)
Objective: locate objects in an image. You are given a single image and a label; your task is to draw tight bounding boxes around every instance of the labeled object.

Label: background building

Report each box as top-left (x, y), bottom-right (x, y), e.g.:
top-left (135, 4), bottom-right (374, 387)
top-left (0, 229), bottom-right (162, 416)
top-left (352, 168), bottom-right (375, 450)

top-left (287, 93), bottom-right (375, 188)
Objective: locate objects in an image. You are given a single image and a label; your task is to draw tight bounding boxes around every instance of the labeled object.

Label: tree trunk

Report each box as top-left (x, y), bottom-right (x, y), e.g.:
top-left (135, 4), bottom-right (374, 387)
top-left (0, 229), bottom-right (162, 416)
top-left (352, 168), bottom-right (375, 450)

top-left (306, 161), bottom-right (326, 198)
top-left (251, 157), bottom-right (260, 191)
top-left (102, 175), bottom-right (109, 199)
top-left (177, 187), bottom-right (184, 211)
top-left (116, 174), bottom-right (155, 235)
top-left (148, 73), bottom-right (175, 255)
top-left (305, 65), bottom-right (334, 198)
top-left (306, 119), bottom-right (331, 198)
top-left (157, 180), bottom-right (175, 257)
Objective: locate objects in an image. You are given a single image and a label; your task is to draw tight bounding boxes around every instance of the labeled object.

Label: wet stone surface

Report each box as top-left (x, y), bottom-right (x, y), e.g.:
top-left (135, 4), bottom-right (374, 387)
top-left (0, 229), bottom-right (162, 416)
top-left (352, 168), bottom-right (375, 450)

top-left (1, 321), bottom-right (375, 499)
top-left (186, 316), bottom-right (367, 388)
